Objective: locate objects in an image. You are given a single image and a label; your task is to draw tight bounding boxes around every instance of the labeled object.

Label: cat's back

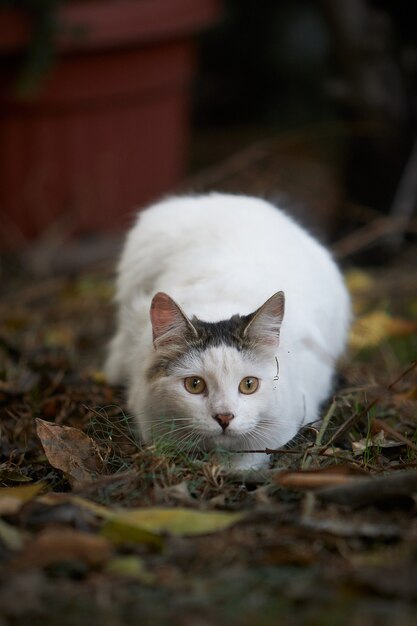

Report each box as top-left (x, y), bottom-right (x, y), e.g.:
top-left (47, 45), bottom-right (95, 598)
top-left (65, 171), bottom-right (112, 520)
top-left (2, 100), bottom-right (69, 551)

top-left (120, 193), bottom-right (324, 284)
top-left (127, 193), bottom-right (300, 251)
top-left (119, 193), bottom-right (339, 310)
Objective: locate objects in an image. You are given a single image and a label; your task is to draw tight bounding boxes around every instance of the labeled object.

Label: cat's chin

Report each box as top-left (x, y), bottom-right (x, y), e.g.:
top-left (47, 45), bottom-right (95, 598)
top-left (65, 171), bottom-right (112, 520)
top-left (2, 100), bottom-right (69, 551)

top-left (200, 430), bottom-right (251, 451)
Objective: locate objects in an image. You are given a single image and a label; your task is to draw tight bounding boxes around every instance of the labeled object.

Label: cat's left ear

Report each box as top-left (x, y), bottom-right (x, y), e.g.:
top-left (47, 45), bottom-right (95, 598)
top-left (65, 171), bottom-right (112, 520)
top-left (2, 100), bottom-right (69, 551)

top-left (243, 291), bottom-right (285, 347)
top-left (150, 292), bottom-right (198, 349)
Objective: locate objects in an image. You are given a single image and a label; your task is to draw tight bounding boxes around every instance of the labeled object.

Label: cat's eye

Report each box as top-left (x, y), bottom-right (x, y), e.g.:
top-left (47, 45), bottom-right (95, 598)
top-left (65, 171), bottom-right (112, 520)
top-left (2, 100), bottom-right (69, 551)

top-left (184, 376), bottom-right (207, 394)
top-left (239, 377), bottom-right (259, 395)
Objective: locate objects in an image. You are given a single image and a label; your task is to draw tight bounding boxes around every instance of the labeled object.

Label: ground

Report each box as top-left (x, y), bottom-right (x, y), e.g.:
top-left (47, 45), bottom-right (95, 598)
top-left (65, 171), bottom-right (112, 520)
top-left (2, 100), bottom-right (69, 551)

top-left (1, 141), bottom-right (417, 625)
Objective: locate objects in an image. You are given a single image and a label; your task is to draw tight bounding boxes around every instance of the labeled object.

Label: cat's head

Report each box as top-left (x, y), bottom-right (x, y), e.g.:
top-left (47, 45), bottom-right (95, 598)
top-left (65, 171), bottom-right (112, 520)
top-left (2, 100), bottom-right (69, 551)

top-left (145, 291), bottom-right (285, 454)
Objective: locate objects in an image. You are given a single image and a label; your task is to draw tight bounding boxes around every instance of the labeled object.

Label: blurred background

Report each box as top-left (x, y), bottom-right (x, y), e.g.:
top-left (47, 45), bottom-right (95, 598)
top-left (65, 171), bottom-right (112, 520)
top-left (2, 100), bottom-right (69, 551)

top-left (0, 0), bottom-right (416, 278)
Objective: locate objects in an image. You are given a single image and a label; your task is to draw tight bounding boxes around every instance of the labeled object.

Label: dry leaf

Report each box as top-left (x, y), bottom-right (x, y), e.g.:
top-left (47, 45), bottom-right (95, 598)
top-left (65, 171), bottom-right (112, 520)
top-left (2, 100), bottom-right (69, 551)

top-left (113, 507), bottom-right (244, 536)
top-left (352, 430), bottom-right (405, 455)
top-left (0, 483), bottom-right (46, 515)
top-left (101, 518), bottom-right (164, 549)
top-left (35, 418), bottom-right (104, 488)
top-left (14, 528), bottom-right (112, 569)
top-left (101, 507), bottom-right (244, 546)
top-left (105, 555), bottom-right (155, 583)
top-left (0, 497), bottom-right (26, 516)
top-left (0, 483), bottom-right (45, 502)
top-left (274, 465), bottom-right (367, 490)
top-left (0, 519), bottom-right (25, 551)
top-left (349, 311), bottom-right (417, 350)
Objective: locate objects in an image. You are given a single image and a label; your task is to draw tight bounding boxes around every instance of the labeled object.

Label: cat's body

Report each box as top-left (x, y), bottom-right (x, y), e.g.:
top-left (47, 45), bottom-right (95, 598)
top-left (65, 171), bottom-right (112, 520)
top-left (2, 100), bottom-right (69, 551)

top-left (106, 193), bottom-right (351, 469)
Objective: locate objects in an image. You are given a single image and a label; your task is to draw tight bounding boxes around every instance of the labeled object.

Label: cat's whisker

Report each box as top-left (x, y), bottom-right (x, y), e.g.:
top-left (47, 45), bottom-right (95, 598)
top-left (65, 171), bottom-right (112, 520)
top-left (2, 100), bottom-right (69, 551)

top-left (176, 431), bottom-right (203, 459)
top-left (189, 433), bottom-right (204, 460)
top-left (243, 427), bottom-right (274, 451)
top-left (173, 428), bottom-right (199, 449)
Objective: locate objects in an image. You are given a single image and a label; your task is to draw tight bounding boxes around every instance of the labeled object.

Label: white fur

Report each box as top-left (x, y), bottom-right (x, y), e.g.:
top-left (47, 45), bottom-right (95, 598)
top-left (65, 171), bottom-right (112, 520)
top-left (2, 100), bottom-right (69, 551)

top-left (106, 193), bottom-right (351, 469)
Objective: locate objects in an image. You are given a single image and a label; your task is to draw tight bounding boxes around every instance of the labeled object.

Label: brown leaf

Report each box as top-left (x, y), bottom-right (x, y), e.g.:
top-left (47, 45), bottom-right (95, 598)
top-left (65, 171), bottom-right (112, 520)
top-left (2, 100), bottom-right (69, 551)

top-left (13, 528), bottom-right (112, 569)
top-left (274, 465), bottom-right (367, 490)
top-left (35, 418), bottom-right (104, 488)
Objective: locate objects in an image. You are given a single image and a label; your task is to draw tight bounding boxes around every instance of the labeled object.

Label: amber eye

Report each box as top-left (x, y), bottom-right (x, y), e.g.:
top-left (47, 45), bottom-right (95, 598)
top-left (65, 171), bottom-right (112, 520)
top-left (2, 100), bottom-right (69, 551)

top-left (184, 376), bottom-right (207, 394)
top-left (239, 377), bottom-right (259, 395)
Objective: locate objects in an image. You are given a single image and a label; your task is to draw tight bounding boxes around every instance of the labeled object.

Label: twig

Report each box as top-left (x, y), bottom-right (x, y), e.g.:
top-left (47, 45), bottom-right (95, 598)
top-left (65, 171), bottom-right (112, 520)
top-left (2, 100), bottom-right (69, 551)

top-left (233, 447), bottom-right (311, 455)
top-left (316, 469), bottom-right (417, 506)
top-left (323, 359), bottom-right (417, 450)
top-left (331, 216), bottom-right (408, 258)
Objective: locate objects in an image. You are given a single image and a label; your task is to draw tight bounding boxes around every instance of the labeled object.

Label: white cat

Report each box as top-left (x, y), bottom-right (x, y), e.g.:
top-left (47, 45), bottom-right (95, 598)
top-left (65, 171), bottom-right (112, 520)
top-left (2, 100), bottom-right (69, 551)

top-left (105, 193), bottom-right (351, 469)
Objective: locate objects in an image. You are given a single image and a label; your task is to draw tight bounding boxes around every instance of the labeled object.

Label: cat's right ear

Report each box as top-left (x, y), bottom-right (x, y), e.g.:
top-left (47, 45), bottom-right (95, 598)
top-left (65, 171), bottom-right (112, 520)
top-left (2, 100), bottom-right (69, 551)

top-left (150, 292), bottom-right (198, 349)
top-left (243, 291), bottom-right (285, 347)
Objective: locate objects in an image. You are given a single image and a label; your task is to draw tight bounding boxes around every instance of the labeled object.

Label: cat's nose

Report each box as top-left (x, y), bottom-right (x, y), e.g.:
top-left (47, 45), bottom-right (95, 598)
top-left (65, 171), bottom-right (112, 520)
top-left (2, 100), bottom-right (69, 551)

top-left (213, 413), bottom-right (235, 430)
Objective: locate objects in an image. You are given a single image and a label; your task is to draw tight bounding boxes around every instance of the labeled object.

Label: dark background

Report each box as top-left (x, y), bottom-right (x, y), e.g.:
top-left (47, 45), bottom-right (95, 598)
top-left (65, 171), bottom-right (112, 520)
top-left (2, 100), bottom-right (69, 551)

top-left (191, 0), bottom-right (416, 231)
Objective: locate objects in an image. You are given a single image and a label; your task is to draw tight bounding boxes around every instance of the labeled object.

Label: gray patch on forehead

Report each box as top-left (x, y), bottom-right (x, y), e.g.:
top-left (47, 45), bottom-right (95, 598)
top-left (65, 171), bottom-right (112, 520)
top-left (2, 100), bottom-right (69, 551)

top-left (191, 314), bottom-right (252, 351)
top-left (146, 313), bottom-right (255, 382)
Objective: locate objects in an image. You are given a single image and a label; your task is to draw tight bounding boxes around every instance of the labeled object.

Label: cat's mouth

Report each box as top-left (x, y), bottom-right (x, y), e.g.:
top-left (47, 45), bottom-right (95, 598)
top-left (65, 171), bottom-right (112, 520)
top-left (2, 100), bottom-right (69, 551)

top-left (203, 427), bottom-right (250, 447)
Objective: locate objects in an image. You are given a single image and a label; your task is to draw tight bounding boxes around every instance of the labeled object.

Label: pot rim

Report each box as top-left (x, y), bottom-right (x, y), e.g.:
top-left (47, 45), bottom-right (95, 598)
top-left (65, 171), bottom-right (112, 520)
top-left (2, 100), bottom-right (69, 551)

top-left (0, 0), bottom-right (221, 54)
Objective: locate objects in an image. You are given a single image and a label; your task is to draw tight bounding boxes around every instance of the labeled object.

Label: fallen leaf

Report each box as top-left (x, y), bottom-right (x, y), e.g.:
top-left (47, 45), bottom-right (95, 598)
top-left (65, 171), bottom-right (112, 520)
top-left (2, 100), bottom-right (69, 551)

top-left (0, 497), bottom-right (26, 516)
top-left (0, 518), bottom-right (25, 550)
top-left (35, 418), bottom-right (104, 488)
top-left (0, 470), bottom-right (32, 483)
top-left (57, 496), bottom-right (113, 518)
top-left (105, 555), bottom-right (155, 583)
top-left (0, 483), bottom-right (46, 515)
top-left (349, 311), bottom-right (417, 350)
top-left (13, 528), bottom-right (112, 569)
top-left (0, 483), bottom-right (45, 502)
top-left (352, 433), bottom-right (405, 455)
top-left (274, 465), bottom-right (367, 490)
top-left (114, 507), bottom-right (244, 536)
top-left (101, 507), bottom-right (244, 546)
top-left (39, 494), bottom-right (114, 519)
top-left (101, 518), bottom-right (164, 549)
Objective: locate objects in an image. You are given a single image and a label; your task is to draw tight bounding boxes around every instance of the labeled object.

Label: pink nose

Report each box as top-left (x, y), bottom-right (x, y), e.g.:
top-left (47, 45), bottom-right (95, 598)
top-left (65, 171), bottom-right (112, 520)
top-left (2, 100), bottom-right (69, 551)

top-left (213, 413), bottom-right (234, 430)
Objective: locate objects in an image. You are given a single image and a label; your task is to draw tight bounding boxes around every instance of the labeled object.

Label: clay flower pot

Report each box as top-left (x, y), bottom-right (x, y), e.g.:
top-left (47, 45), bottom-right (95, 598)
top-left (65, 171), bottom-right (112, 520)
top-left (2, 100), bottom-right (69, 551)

top-left (0, 0), bottom-right (220, 248)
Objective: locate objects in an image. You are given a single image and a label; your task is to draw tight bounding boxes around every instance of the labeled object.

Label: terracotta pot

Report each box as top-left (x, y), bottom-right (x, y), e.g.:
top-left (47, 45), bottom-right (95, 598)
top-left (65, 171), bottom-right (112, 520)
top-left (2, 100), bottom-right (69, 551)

top-left (0, 0), bottom-right (220, 248)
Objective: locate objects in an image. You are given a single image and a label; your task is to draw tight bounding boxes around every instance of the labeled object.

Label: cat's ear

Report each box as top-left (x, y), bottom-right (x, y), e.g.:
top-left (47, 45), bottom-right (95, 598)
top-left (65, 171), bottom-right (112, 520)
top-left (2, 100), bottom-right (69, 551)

top-left (243, 291), bottom-right (285, 347)
top-left (150, 292), bottom-right (198, 349)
